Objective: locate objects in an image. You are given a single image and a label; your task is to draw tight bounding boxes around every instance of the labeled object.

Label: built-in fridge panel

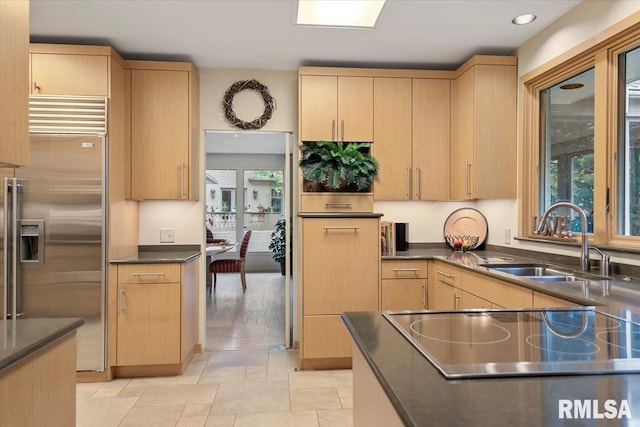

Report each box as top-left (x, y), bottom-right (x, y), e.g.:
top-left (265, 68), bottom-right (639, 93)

top-left (2, 134), bottom-right (106, 372)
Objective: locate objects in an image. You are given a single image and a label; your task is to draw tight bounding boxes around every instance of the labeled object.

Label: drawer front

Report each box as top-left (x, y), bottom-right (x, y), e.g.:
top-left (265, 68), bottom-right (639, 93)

top-left (434, 261), bottom-right (461, 286)
top-left (382, 260), bottom-right (429, 279)
top-left (300, 193), bottom-right (373, 213)
top-left (117, 263), bottom-right (181, 284)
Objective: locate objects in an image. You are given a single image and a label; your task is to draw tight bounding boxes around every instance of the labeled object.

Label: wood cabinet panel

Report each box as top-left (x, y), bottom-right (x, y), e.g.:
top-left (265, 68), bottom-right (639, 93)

top-left (117, 263), bottom-right (181, 284)
top-left (532, 291), bottom-right (578, 308)
top-left (373, 78), bottom-right (412, 200)
top-left (303, 315), bottom-right (352, 359)
top-left (116, 282), bottom-right (181, 366)
top-left (302, 218), bottom-right (379, 314)
top-left (461, 290), bottom-right (494, 310)
top-left (382, 259), bottom-right (429, 279)
top-left (300, 75), bottom-right (337, 141)
top-left (31, 53), bottom-right (108, 96)
top-left (412, 78), bottom-right (451, 200)
top-left (181, 259), bottom-right (199, 362)
top-left (381, 279), bottom-right (427, 310)
top-left (433, 278), bottom-right (461, 310)
top-left (300, 193), bottom-right (373, 213)
top-left (433, 261), bottom-right (462, 287)
top-left (0, 0), bottom-right (29, 167)
top-left (338, 76), bottom-right (373, 142)
top-left (462, 270), bottom-right (532, 309)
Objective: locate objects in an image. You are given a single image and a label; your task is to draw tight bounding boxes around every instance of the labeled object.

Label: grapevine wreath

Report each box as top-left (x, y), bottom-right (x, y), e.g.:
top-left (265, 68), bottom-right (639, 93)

top-left (222, 79), bottom-right (276, 130)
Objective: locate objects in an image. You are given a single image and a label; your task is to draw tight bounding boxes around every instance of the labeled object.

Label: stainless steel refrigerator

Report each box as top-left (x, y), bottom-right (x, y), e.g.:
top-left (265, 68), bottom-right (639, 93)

top-left (1, 134), bottom-right (106, 372)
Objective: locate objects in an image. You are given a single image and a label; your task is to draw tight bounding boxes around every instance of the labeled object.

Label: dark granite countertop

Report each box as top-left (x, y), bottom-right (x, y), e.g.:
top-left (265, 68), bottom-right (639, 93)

top-left (0, 318), bottom-right (84, 373)
top-left (110, 245), bottom-right (201, 264)
top-left (343, 311), bottom-right (640, 427)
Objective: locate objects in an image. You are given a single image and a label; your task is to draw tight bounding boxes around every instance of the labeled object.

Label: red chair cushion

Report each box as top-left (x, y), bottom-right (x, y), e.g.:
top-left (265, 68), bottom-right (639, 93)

top-left (210, 259), bottom-right (241, 273)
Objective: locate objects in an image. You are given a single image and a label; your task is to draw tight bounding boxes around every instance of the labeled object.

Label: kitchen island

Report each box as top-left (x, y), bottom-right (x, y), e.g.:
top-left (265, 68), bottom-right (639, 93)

top-left (0, 318), bottom-right (84, 427)
top-left (343, 311), bottom-right (640, 427)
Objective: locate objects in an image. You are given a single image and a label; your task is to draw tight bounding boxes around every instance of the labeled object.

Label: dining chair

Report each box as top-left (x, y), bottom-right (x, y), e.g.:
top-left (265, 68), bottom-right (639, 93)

top-left (209, 230), bottom-right (252, 292)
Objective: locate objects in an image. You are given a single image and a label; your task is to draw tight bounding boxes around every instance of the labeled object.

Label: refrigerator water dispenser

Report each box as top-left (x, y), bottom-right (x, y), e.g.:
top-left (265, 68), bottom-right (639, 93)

top-left (19, 219), bottom-right (44, 264)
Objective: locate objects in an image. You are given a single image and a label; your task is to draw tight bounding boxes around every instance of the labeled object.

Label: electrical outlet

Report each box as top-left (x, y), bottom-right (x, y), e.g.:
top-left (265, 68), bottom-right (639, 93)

top-left (504, 228), bottom-right (511, 245)
top-left (160, 228), bottom-right (175, 243)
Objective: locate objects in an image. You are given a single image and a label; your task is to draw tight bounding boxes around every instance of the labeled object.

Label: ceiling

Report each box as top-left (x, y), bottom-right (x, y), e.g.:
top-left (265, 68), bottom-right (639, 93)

top-left (30, 0), bottom-right (583, 71)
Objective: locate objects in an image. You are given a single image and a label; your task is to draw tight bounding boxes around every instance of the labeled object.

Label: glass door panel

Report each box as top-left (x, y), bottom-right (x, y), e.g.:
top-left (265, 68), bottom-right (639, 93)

top-left (205, 169), bottom-right (238, 244)
top-left (243, 169), bottom-right (284, 253)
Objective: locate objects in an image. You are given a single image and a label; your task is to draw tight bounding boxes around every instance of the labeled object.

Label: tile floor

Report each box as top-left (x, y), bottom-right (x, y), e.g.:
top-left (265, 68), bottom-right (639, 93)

top-left (77, 272), bottom-right (354, 427)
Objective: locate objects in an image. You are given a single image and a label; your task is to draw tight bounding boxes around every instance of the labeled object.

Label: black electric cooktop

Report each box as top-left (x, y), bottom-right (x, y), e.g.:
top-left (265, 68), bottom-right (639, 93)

top-left (383, 308), bottom-right (640, 379)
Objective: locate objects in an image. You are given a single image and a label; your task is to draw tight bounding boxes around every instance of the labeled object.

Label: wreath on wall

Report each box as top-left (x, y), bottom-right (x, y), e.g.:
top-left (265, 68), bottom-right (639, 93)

top-left (222, 79), bottom-right (276, 130)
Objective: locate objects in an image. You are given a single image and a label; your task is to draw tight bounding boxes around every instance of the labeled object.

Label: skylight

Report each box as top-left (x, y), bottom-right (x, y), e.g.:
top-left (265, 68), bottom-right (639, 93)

top-left (296, 0), bottom-right (387, 28)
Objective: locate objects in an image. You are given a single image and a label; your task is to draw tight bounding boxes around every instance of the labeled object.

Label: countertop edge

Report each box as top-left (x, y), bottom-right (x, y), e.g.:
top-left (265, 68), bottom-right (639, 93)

top-left (0, 318), bottom-right (84, 373)
top-left (110, 251), bottom-right (201, 264)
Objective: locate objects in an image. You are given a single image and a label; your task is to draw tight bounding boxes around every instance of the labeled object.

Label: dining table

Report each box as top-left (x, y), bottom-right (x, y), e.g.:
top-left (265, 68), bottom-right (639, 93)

top-left (205, 242), bottom-right (237, 291)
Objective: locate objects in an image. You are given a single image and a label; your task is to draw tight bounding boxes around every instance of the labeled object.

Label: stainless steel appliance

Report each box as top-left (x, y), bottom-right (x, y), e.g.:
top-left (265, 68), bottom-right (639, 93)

top-left (384, 308), bottom-right (640, 379)
top-left (1, 134), bottom-right (106, 372)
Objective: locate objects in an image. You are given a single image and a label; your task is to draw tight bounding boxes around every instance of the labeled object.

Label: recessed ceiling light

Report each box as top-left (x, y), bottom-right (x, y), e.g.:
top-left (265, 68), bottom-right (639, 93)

top-left (297, 0), bottom-right (387, 28)
top-left (512, 14), bottom-right (537, 25)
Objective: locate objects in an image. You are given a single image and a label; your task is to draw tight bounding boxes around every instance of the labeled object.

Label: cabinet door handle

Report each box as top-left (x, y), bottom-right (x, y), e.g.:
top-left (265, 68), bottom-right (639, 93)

top-left (454, 294), bottom-right (461, 310)
top-left (332, 120), bottom-right (336, 141)
top-left (407, 167), bottom-right (411, 199)
top-left (324, 203), bottom-right (352, 208)
top-left (341, 120), bottom-right (345, 141)
top-left (393, 268), bottom-right (419, 272)
top-left (465, 161), bottom-right (472, 197)
top-left (415, 167), bottom-right (421, 200)
top-left (437, 270), bottom-right (454, 279)
top-left (324, 226), bottom-right (359, 232)
top-left (422, 283), bottom-right (426, 308)
top-left (180, 163), bottom-right (187, 198)
top-left (130, 272), bottom-right (165, 277)
top-left (119, 289), bottom-right (125, 313)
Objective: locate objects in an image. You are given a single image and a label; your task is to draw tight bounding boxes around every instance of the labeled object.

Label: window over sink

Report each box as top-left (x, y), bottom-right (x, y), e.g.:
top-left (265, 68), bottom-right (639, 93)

top-left (520, 21), bottom-right (640, 248)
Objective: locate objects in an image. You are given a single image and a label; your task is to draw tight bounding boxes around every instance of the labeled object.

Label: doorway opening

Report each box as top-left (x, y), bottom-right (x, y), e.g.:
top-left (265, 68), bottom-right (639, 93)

top-left (204, 130), bottom-right (293, 349)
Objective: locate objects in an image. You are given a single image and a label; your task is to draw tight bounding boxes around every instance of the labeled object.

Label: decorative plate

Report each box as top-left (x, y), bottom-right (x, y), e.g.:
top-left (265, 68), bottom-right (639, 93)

top-left (443, 208), bottom-right (488, 250)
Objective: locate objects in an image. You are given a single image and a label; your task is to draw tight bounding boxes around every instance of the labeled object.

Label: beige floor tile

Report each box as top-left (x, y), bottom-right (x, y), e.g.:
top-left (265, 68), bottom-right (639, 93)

top-left (177, 415), bottom-right (208, 427)
top-left (337, 387), bottom-right (353, 409)
top-left (76, 382), bottom-right (103, 398)
top-left (118, 384), bottom-right (147, 398)
top-left (76, 396), bottom-right (139, 427)
top-left (199, 365), bottom-right (246, 384)
top-left (123, 373), bottom-right (201, 386)
top-left (289, 369), bottom-right (353, 389)
top-left (184, 359), bottom-right (208, 377)
top-left (208, 349), bottom-right (269, 367)
top-left (290, 387), bottom-right (342, 411)
top-left (317, 409), bottom-right (353, 427)
top-left (193, 351), bottom-right (214, 362)
top-left (210, 380), bottom-right (289, 414)
top-left (183, 403), bottom-right (213, 417)
top-left (204, 414), bottom-right (236, 426)
top-left (244, 364), bottom-right (268, 381)
top-left (92, 378), bottom-right (131, 398)
top-left (135, 383), bottom-right (218, 407)
top-left (119, 405), bottom-right (184, 427)
top-left (233, 410), bottom-right (320, 427)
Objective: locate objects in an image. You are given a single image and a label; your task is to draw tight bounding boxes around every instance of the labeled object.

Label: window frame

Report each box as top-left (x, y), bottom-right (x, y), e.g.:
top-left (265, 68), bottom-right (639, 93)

top-left (519, 19), bottom-right (640, 249)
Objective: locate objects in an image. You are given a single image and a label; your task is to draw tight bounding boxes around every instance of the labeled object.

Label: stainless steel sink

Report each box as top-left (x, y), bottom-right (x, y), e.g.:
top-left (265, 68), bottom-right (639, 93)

top-left (481, 263), bottom-right (573, 277)
top-left (522, 275), bottom-right (582, 282)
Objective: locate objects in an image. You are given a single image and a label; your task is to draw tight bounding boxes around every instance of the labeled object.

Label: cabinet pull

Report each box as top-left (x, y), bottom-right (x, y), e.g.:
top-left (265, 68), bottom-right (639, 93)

top-left (437, 270), bottom-right (454, 279)
top-left (341, 120), bottom-right (345, 141)
top-left (332, 120), bottom-right (336, 141)
top-left (454, 294), bottom-right (461, 310)
top-left (465, 161), bottom-right (472, 197)
top-left (325, 203), bottom-right (352, 208)
top-left (119, 289), bottom-right (125, 313)
top-left (393, 268), bottom-right (419, 272)
top-left (415, 167), bottom-right (421, 200)
top-left (130, 272), bottom-right (166, 276)
top-left (422, 283), bottom-right (426, 308)
top-left (324, 226), bottom-right (359, 232)
top-left (180, 163), bottom-right (187, 198)
top-left (407, 167), bottom-right (411, 199)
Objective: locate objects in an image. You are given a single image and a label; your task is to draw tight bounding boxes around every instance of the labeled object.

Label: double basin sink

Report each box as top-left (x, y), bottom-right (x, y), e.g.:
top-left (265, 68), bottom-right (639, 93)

top-left (479, 263), bottom-right (607, 284)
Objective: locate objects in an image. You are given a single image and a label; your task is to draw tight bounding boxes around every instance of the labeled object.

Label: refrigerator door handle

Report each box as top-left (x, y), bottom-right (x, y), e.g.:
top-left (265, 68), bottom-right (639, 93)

top-left (11, 178), bottom-right (18, 320)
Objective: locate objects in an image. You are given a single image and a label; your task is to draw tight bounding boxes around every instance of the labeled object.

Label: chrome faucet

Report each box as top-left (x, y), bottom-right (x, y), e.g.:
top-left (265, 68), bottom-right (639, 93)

top-left (535, 202), bottom-right (589, 272)
top-left (589, 246), bottom-right (610, 277)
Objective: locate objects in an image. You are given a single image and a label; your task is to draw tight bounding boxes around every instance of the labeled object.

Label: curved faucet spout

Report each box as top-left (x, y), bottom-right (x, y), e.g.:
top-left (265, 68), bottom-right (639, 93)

top-left (535, 202), bottom-right (589, 272)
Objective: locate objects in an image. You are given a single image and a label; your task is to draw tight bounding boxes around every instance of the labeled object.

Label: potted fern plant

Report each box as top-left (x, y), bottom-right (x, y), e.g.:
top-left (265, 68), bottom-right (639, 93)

top-left (299, 141), bottom-right (379, 192)
top-left (269, 218), bottom-right (290, 275)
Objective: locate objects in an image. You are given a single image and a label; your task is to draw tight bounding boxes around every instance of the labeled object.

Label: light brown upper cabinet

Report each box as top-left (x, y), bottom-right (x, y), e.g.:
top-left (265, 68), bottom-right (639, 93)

top-left (129, 61), bottom-right (200, 200)
top-left (373, 78), bottom-right (451, 201)
top-left (451, 57), bottom-right (517, 200)
top-left (299, 74), bottom-right (373, 142)
top-left (0, 0), bottom-right (29, 167)
top-left (31, 51), bottom-right (109, 96)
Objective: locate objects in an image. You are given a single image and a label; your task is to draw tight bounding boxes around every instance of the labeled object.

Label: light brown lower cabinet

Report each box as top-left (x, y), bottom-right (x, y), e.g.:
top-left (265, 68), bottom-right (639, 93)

top-left (381, 259), bottom-right (428, 310)
top-left (115, 260), bottom-right (198, 375)
top-left (0, 332), bottom-right (77, 427)
top-left (352, 342), bottom-right (404, 427)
